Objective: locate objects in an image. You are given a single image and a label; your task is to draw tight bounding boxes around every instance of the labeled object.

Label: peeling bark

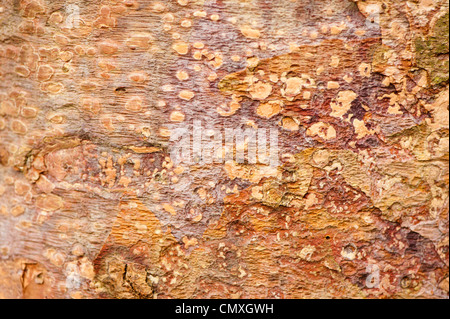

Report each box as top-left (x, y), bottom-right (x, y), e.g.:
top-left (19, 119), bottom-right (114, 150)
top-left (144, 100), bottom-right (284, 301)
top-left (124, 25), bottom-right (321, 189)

top-left (0, 0), bottom-right (449, 299)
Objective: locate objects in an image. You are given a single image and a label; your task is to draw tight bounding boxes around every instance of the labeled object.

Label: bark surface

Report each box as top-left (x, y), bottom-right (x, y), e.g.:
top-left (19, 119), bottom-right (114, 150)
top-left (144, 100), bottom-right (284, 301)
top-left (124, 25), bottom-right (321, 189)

top-left (0, 0), bottom-right (449, 299)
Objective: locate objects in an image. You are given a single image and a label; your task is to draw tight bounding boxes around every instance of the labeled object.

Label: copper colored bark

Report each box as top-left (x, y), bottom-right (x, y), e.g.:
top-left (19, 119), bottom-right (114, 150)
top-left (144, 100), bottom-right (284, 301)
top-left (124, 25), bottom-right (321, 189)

top-left (0, 0), bottom-right (449, 299)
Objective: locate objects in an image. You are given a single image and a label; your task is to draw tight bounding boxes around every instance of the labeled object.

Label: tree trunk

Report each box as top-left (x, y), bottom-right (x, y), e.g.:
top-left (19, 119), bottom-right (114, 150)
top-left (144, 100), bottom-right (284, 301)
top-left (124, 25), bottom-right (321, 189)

top-left (0, 0), bottom-right (448, 299)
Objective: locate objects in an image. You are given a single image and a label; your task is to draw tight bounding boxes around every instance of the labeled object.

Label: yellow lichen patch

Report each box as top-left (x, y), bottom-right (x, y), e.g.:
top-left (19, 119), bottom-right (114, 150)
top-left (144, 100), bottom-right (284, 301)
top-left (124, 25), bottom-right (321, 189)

top-left (321, 25), bottom-right (329, 34)
top-left (172, 42), bottom-right (189, 55)
top-left (424, 89), bottom-right (449, 131)
top-left (324, 259), bottom-right (341, 272)
top-left (170, 111), bottom-right (185, 122)
top-left (80, 98), bottom-right (101, 115)
top-left (35, 194), bottom-right (63, 212)
top-left (48, 12), bottom-right (63, 24)
top-left (162, 84), bottom-right (174, 92)
top-left (0, 205), bottom-right (7, 217)
top-left (150, 2), bottom-right (166, 12)
top-left (327, 81), bottom-right (340, 89)
top-left (71, 244), bottom-right (85, 257)
top-left (74, 45), bottom-right (86, 55)
top-left (353, 119), bottom-right (377, 139)
top-left (240, 25), bottom-right (261, 39)
top-left (224, 161), bottom-right (280, 184)
top-left (251, 186), bottom-right (264, 200)
top-left (179, 90), bottom-right (195, 101)
top-left (54, 34), bottom-right (69, 46)
top-left (21, 106), bottom-right (38, 118)
top-left (14, 181), bottom-right (30, 196)
top-left (303, 91), bottom-right (312, 100)
top-left (285, 77), bottom-right (303, 97)
top-left (80, 80), bottom-right (99, 91)
top-left (330, 90), bottom-right (357, 119)
top-left (310, 31), bottom-right (319, 39)
top-left (193, 50), bottom-right (202, 60)
top-left (289, 42), bottom-right (300, 52)
top-left (256, 100), bottom-right (282, 119)
top-left (307, 122), bottom-right (337, 140)
top-left (311, 149), bottom-right (331, 168)
top-left (15, 65), bottom-right (30, 77)
top-left (45, 249), bottom-right (65, 267)
top-left (330, 22), bottom-right (347, 35)
top-left (193, 11), bottom-right (207, 18)
top-left (86, 47), bottom-right (97, 56)
top-left (217, 96), bottom-right (241, 117)
top-left (210, 53), bottom-right (223, 69)
top-left (128, 71), bottom-right (147, 83)
top-left (94, 5), bottom-right (116, 28)
top-left (98, 40), bottom-right (119, 55)
top-left (59, 51), bottom-right (73, 62)
top-left (387, 104), bottom-right (403, 115)
top-left (246, 57), bottom-right (260, 69)
top-left (47, 113), bottom-right (66, 124)
top-left (343, 75), bottom-right (353, 83)
top-left (79, 258), bottom-right (95, 280)
top-left (193, 42), bottom-right (204, 49)
top-left (359, 63), bottom-right (371, 77)
top-left (207, 73), bottom-right (218, 82)
top-left (163, 203), bottom-right (176, 216)
top-left (10, 120), bottom-right (27, 134)
top-left (231, 55), bottom-right (241, 62)
top-left (176, 70), bottom-right (189, 81)
top-left (283, 75), bottom-right (316, 100)
top-left (182, 237), bottom-right (198, 249)
top-left (298, 245), bottom-right (316, 261)
top-left (98, 59), bottom-right (116, 73)
top-left (41, 82), bottom-right (64, 94)
top-left (125, 96), bottom-right (143, 112)
top-left (173, 166), bottom-right (185, 175)
top-left (181, 19), bottom-right (192, 28)
top-left (249, 82), bottom-right (272, 100)
top-left (316, 66), bottom-right (325, 75)
top-left (36, 65), bottom-right (54, 82)
top-left (10, 206), bottom-right (25, 217)
top-left (330, 56), bottom-right (340, 68)
top-left (118, 176), bottom-right (132, 188)
top-left (0, 100), bottom-right (18, 117)
top-left (126, 33), bottom-right (153, 50)
top-left (269, 74), bottom-right (279, 83)
top-left (281, 117), bottom-right (299, 131)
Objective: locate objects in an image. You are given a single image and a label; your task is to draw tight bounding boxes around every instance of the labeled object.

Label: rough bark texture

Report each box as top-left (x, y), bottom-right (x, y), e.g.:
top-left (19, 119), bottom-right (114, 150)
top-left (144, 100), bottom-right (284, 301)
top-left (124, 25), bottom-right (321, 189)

top-left (0, 0), bottom-right (449, 299)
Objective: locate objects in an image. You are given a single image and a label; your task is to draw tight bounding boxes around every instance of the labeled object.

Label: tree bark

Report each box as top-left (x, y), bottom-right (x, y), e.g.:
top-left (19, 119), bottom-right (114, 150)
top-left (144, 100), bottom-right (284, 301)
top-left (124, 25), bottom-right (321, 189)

top-left (0, 0), bottom-right (449, 299)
